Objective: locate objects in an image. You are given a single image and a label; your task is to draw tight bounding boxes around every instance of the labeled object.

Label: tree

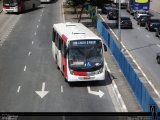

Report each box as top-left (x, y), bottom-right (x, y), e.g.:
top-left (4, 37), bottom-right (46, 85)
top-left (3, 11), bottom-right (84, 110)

top-left (68, 0), bottom-right (107, 22)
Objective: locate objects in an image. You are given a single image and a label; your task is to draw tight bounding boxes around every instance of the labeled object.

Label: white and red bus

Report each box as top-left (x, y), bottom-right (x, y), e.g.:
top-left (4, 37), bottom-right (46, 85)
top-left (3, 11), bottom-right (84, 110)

top-left (52, 22), bottom-right (107, 82)
top-left (3, 0), bottom-right (40, 13)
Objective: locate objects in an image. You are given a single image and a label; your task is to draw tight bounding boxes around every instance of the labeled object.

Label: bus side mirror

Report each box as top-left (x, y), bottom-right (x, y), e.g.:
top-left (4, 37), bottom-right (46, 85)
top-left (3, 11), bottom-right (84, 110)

top-left (103, 44), bottom-right (107, 52)
top-left (64, 48), bottom-right (68, 58)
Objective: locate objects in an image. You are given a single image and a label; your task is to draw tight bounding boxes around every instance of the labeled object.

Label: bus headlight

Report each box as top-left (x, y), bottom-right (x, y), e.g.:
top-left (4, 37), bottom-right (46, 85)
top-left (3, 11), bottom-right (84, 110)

top-left (87, 67), bottom-right (103, 76)
top-left (69, 69), bottom-right (74, 75)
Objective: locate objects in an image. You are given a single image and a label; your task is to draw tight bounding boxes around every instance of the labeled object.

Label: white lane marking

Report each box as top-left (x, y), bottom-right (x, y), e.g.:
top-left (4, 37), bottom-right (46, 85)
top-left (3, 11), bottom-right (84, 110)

top-left (157, 44), bottom-right (160, 48)
top-left (24, 66), bottom-right (27, 71)
top-left (17, 86), bottom-right (21, 93)
top-left (61, 0), bottom-right (65, 22)
top-left (28, 51), bottom-right (31, 56)
top-left (40, 14), bottom-right (42, 17)
top-left (87, 86), bottom-right (104, 98)
top-left (42, 10), bottom-right (44, 12)
top-left (99, 14), bottom-right (160, 98)
top-left (32, 41), bottom-right (34, 45)
top-left (38, 19), bottom-right (40, 22)
top-left (61, 85), bottom-right (63, 93)
top-left (35, 82), bottom-right (49, 98)
top-left (105, 61), bottom-right (128, 112)
top-left (146, 35), bottom-right (150, 38)
top-left (34, 32), bottom-right (37, 36)
top-left (37, 25), bottom-right (39, 28)
top-left (137, 27), bottom-right (140, 30)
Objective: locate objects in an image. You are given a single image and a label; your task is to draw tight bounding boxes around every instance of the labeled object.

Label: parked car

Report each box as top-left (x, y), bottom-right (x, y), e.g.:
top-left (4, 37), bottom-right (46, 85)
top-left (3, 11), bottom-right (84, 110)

top-left (133, 10), bottom-right (149, 20)
top-left (156, 52), bottom-right (160, 64)
top-left (107, 8), bottom-right (118, 20)
top-left (155, 26), bottom-right (160, 38)
top-left (116, 17), bottom-right (132, 29)
top-left (137, 15), bottom-right (150, 26)
top-left (145, 18), bottom-right (160, 31)
top-left (102, 4), bottom-right (114, 14)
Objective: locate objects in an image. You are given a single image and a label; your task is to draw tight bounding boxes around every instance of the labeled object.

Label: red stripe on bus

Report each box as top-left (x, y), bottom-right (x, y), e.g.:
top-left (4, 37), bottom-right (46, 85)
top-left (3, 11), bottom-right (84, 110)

top-left (73, 71), bottom-right (87, 76)
top-left (63, 57), bottom-right (68, 80)
top-left (62, 34), bottom-right (68, 42)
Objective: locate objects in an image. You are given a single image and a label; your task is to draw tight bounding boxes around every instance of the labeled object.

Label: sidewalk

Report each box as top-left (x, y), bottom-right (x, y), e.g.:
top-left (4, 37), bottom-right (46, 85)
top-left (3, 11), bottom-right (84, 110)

top-left (63, 4), bottom-right (142, 112)
top-left (0, 0), bottom-right (2, 13)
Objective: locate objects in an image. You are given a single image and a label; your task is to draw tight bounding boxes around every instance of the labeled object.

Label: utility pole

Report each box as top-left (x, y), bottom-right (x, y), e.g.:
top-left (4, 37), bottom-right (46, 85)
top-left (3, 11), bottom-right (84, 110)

top-left (118, 0), bottom-right (122, 50)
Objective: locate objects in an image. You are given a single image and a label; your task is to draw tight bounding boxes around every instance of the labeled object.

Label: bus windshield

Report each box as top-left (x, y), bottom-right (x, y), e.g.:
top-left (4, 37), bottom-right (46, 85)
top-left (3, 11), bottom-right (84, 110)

top-left (68, 40), bottom-right (104, 71)
top-left (3, 0), bottom-right (18, 6)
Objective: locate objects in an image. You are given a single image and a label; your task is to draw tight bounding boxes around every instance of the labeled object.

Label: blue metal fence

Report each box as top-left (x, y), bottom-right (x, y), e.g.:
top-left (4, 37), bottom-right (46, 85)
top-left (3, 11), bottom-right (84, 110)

top-left (96, 18), bottom-right (160, 113)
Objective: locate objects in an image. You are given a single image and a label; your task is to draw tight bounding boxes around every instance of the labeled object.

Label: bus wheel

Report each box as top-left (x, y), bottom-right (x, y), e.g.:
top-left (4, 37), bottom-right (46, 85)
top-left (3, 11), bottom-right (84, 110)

top-left (55, 57), bottom-right (59, 69)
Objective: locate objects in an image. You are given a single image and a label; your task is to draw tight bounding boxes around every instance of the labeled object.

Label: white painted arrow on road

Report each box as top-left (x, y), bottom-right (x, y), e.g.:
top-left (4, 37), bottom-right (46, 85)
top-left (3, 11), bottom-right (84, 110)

top-left (87, 86), bottom-right (104, 98)
top-left (35, 82), bottom-right (49, 98)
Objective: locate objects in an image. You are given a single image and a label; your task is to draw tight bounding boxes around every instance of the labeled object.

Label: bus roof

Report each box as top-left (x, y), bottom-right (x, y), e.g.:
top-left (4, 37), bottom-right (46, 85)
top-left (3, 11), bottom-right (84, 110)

top-left (53, 22), bottom-right (101, 41)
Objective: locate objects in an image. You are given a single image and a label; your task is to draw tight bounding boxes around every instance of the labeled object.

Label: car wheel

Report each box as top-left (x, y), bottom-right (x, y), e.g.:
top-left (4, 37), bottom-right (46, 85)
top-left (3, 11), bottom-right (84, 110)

top-left (157, 57), bottom-right (160, 64)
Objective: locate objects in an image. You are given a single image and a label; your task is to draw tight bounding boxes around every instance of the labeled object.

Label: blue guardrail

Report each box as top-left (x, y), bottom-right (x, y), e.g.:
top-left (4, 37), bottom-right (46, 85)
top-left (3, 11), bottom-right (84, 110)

top-left (86, 5), bottom-right (160, 118)
top-left (96, 19), bottom-right (160, 113)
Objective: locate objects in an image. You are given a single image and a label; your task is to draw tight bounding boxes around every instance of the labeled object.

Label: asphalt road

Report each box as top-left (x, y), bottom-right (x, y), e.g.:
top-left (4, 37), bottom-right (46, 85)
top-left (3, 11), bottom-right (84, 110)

top-left (0, 0), bottom-right (116, 112)
top-left (101, 9), bottom-right (160, 94)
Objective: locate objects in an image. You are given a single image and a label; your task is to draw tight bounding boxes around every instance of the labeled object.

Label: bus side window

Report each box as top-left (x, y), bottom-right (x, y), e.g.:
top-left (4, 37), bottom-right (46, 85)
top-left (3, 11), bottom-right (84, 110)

top-left (52, 29), bottom-right (56, 43)
top-left (59, 36), bottom-right (62, 51)
top-left (55, 33), bottom-right (59, 49)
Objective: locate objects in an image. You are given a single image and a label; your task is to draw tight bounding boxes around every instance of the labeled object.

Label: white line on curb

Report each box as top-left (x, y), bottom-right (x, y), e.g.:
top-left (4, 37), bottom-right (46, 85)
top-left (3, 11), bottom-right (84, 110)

top-left (24, 66), bottom-right (27, 71)
top-left (17, 86), bottom-right (21, 93)
top-left (105, 61), bottom-right (128, 112)
top-left (99, 14), bottom-right (160, 98)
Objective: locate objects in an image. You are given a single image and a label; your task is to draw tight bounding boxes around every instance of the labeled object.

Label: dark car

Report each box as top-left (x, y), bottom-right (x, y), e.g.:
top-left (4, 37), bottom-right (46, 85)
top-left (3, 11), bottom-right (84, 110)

top-left (145, 18), bottom-right (160, 31)
top-left (101, 4), bottom-right (113, 14)
top-left (116, 17), bottom-right (132, 29)
top-left (155, 26), bottom-right (160, 38)
top-left (137, 15), bottom-right (150, 26)
top-left (156, 52), bottom-right (160, 64)
top-left (107, 8), bottom-right (118, 20)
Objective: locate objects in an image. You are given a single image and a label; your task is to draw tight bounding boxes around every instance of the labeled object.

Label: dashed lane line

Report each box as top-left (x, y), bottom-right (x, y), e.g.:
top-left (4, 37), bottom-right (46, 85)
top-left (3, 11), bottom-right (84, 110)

top-left (24, 66), bottom-right (27, 72)
top-left (157, 44), bottom-right (160, 48)
top-left (37, 25), bottom-right (39, 28)
top-left (38, 19), bottom-right (40, 22)
top-left (28, 51), bottom-right (31, 56)
top-left (32, 41), bottom-right (34, 45)
top-left (146, 35), bottom-right (150, 38)
top-left (17, 86), bottom-right (21, 93)
top-left (61, 85), bottom-right (63, 93)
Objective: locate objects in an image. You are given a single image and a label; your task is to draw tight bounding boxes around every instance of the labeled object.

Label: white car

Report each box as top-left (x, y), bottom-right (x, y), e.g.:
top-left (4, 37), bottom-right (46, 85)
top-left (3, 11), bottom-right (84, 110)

top-left (134, 10), bottom-right (149, 20)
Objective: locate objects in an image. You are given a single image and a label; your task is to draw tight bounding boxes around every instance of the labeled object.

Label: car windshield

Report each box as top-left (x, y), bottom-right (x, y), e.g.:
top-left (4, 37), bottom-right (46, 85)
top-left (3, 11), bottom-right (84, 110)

top-left (68, 40), bottom-right (103, 71)
top-left (3, 0), bottom-right (18, 5)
